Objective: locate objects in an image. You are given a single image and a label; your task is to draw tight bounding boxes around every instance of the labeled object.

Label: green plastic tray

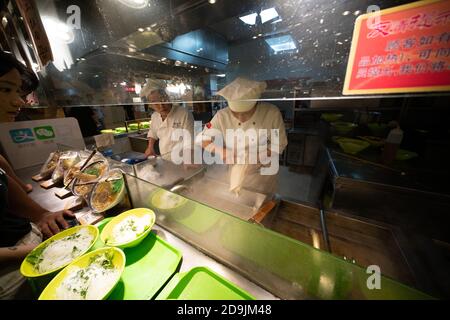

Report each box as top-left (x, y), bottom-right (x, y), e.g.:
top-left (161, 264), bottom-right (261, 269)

top-left (93, 218), bottom-right (182, 300)
top-left (156, 267), bottom-right (255, 300)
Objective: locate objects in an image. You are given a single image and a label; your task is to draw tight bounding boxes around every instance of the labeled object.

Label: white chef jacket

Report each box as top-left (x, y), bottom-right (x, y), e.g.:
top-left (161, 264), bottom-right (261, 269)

top-left (204, 102), bottom-right (288, 196)
top-left (148, 104), bottom-right (194, 161)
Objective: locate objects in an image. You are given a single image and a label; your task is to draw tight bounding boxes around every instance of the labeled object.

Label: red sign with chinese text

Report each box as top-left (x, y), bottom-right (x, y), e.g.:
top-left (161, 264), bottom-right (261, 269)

top-left (343, 0), bottom-right (450, 95)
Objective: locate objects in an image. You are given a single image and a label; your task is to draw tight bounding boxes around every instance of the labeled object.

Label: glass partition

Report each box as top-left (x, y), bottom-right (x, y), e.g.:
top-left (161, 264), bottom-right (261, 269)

top-left (124, 172), bottom-right (431, 299)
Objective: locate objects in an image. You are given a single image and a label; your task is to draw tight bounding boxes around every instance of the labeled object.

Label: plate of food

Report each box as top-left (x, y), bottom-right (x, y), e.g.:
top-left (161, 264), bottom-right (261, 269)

top-left (100, 208), bottom-right (156, 249)
top-left (148, 188), bottom-right (191, 216)
top-left (72, 160), bottom-right (109, 198)
top-left (89, 169), bottom-right (126, 213)
top-left (38, 247), bottom-right (125, 300)
top-left (20, 225), bottom-right (99, 279)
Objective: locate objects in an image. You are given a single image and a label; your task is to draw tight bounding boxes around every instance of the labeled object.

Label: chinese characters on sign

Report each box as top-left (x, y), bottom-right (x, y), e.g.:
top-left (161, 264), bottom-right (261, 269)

top-left (343, 0), bottom-right (450, 95)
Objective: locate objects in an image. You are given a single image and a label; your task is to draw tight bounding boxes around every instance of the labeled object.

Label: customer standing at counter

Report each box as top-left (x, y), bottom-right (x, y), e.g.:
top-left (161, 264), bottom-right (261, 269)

top-left (0, 51), bottom-right (75, 299)
top-left (199, 77), bottom-right (288, 197)
top-left (141, 79), bottom-right (194, 162)
top-left (0, 51), bottom-right (39, 193)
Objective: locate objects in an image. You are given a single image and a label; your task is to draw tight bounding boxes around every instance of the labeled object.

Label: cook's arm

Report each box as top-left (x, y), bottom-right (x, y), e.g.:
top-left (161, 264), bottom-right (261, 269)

top-left (144, 138), bottom-right (157, 158)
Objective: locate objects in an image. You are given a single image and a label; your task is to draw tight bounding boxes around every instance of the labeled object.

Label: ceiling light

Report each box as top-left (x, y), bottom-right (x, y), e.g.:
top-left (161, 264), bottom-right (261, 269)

top-left (102, 45), bottom-right (108, 48)
top-left (265, 35), bottom-right (297, 53)
top-left (354, 10), bottom-right (361, 15)
top-left (217, 74), bottom-right (226, 77)
top-left (117, 0), bottom-right (149, 9)
top-left (260, 7), bottom-right (279, 24)
top-left (239, 13), bottom-right (258, 25)
top-left (138, 27), bottom-right (144, 32)
top-left (342, 11), bottom-right (350, 16)
top-left (208, 0), bottom-right (216, 3)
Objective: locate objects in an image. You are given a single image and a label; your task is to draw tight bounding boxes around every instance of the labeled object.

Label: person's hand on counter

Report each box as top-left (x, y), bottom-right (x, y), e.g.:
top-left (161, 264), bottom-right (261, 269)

top-left (37, 210), bottom-right (75, 239)
top-left (144, 137), bottom-right (158, 158)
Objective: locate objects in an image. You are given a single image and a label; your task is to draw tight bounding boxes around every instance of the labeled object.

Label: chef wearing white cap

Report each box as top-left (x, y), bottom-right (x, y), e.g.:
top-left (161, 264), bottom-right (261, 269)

top-left (200, 77), bottom-right (288, 197)
top-left (141, 79), bottom-right (194, 162)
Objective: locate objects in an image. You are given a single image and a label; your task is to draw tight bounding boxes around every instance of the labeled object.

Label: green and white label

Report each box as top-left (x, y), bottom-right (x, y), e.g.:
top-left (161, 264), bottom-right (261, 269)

top-left (33, 126), bottom-right (55, 140)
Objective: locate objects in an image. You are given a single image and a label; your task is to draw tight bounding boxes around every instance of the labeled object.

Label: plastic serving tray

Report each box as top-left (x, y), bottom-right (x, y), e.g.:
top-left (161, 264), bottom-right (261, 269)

top-left (93, 218), bottom-right (182, 300)
top-left (156, 266), bottom-right (255, 300)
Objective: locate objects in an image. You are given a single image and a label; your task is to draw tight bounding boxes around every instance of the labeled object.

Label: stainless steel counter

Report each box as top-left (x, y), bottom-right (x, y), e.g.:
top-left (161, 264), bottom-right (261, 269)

top-left (17, 164), bottom-right (278, 300)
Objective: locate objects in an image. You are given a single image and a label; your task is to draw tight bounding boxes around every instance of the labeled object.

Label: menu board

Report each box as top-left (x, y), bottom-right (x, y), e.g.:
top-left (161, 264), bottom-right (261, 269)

top-left (343, 0), bottom-right (450, 95)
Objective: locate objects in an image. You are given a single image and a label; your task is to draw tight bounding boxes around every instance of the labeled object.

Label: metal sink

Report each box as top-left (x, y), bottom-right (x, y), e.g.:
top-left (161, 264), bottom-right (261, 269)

top-left (128, 133), bottom-right (149, 153)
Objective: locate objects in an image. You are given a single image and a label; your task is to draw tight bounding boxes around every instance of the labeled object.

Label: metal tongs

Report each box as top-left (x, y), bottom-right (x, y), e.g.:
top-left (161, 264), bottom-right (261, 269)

top-left (64, 149), bottom-right (97, 189)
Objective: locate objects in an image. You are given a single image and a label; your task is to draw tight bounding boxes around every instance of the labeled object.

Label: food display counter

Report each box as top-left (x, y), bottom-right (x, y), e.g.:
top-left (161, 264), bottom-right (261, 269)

top-left (15, 151), bottom-right (433, 300)
top-left (16, 164), bottom-right (277, 300)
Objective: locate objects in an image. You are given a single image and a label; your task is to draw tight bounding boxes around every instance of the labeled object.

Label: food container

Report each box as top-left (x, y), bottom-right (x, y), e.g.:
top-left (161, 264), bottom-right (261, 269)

top-left (357, 136), bottom-right (385, 148)
top-left (147, 188), bottom-right (191, 220)
top-left (100, 208), bottom-right (156, 249)
top-left (128, 123), bottom-right (139, 131)
top-left (101, 129), bottom-right (115, 134)
top-left (38, 247), bottom-right (125, 300)
top-left (71, 159), bottom-right (109, 198)
top-left (51, 151), bottom-right (80, 183)
top-left (114, 127), bottom-right (127, 134)
top-left (20, 225), bottom-right (99, 295)
top-left (335, 137), bottom-right (370, 155)
top-left (331, 122), bottom-right (358, 135)
top-left (39, 151), bottom-right (60, 177)
top-left (89, 169), bottom-right (126, 213)
top-left (139, 121), bottom-right (150, 129)
top-left (321, 113), bottom-right (343, 122)
top-left (396, 149), bottom-right (418, 161)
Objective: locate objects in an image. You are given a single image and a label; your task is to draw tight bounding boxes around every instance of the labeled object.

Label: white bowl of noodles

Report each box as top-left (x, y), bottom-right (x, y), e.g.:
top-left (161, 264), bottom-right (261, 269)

top-left (20, 225), bottom-right (99, 278)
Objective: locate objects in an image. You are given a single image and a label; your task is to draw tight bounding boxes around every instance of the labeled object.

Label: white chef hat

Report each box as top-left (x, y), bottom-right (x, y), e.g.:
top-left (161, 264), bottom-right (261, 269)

top-left (140, 79), bottom-right (168, 98)
top-left (217, 77), bottom-right (267, 113)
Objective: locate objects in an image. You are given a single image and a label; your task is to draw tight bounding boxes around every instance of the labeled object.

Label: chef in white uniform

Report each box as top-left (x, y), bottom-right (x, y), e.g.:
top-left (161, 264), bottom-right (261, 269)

top-left (199, 77), bottom-right (288, 197)
top-left (141, 79), bottom-right (194, 162)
